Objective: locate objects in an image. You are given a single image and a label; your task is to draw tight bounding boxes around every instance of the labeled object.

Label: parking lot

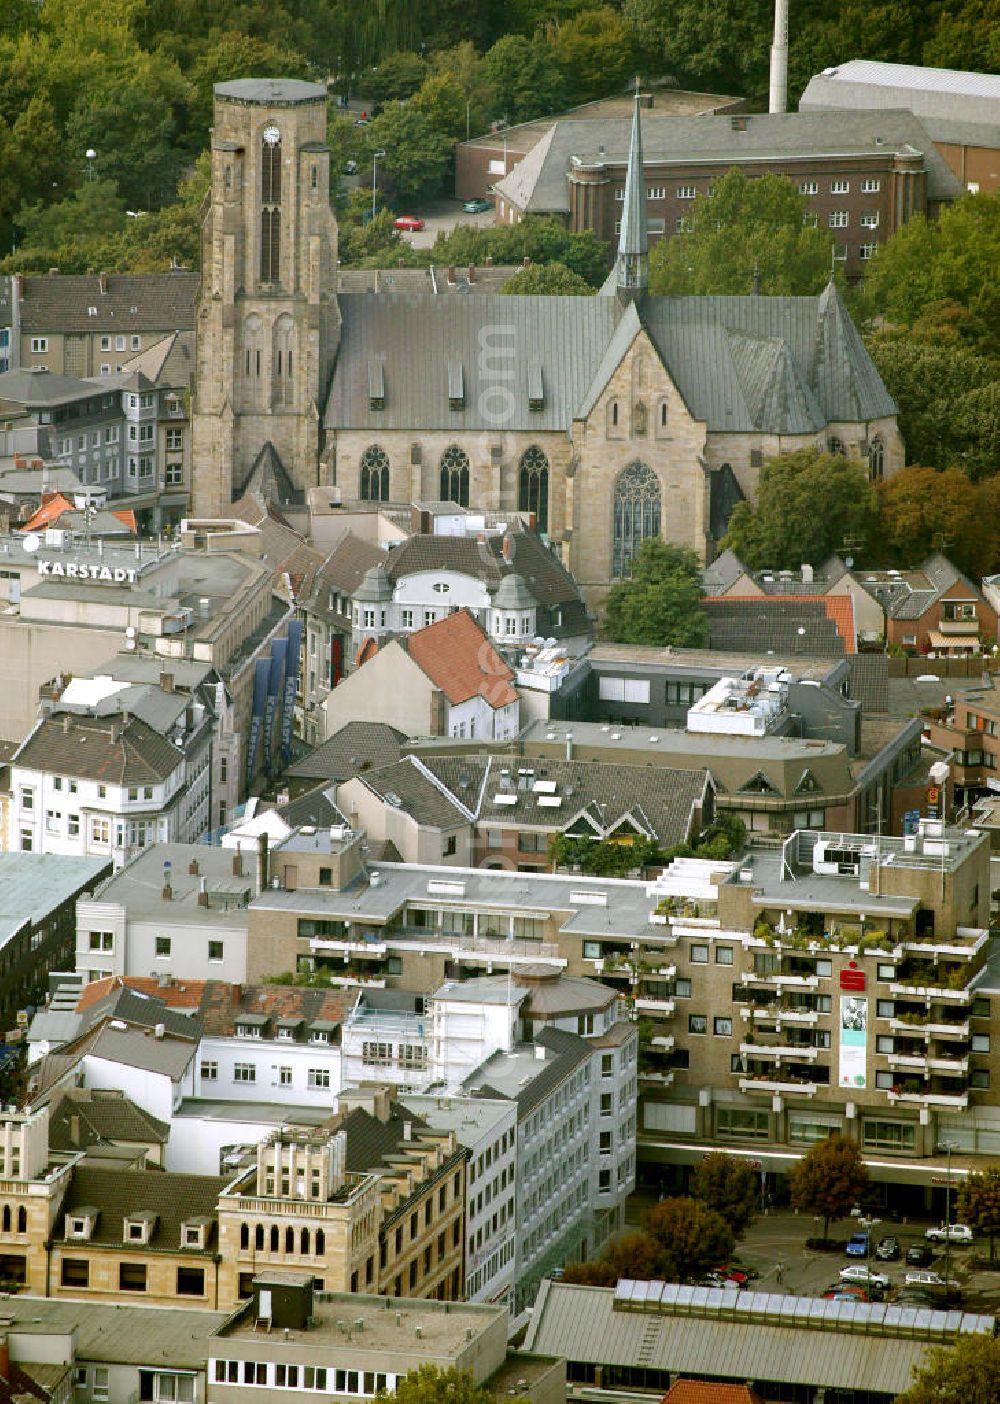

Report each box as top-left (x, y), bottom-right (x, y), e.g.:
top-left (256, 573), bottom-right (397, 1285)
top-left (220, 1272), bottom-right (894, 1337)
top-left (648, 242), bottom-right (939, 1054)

top-left (626, 1199), bottom-right (1000, 1311)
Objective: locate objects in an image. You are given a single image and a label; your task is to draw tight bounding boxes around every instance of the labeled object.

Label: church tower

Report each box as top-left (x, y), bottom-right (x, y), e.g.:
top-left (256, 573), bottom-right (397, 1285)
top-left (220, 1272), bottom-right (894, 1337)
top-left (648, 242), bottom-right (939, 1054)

top-left (615, 92), bottom-right (649, 297)
top-left (191, 79), bottom-right (339, 516)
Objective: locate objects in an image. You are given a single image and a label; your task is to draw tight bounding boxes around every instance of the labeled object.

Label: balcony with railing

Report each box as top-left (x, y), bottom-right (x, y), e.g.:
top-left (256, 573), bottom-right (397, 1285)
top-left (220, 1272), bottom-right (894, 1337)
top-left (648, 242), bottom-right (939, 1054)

top-left (385, 924), bottom-right (566, 967)
top-left (739, 1040), bottom-right (823, 1063)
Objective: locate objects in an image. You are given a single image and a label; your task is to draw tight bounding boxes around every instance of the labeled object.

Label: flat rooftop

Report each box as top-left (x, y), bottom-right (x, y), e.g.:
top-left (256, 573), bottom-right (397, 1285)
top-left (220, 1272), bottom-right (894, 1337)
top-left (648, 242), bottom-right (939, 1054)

top-left (523, 718), bottom-right (843, 760)
top-left (398, 1093), bottom-right (514, 1146)
top-left (588, 644), bottom-right (842, 683)
top-left (462, 88), bottom-right (736, 152)
top-left (83, 843), bottom-right (256, 926)
top-left (173, 1099), bottom-right (331, 1127)
top-left (0, 1295), bottom-right (226, 1366)
top-left (0, 853), bottom-right (109, 934)
top-left (216, 1290), bottom-right (503, 1354)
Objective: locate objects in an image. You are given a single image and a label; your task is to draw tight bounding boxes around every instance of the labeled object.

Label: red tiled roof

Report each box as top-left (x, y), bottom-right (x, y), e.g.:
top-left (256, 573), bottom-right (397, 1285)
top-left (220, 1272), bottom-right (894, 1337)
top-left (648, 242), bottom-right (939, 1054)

top-left (76, 975), bottom-right (205, 1014)
top-left (406, 609), bottom-right (518, 710)
top-left (20, 494), bottom-right (74, 530)
top-left (663, 1383), bottom-right (764, 1404)
top-left (704, 593), bottom-right (857, 654)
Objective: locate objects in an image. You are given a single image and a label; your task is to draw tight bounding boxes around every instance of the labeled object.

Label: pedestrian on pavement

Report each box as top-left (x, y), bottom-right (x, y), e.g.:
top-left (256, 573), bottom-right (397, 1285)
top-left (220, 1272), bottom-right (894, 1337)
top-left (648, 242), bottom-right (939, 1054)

top-left (776, 1262), bottom-right (784, 1286)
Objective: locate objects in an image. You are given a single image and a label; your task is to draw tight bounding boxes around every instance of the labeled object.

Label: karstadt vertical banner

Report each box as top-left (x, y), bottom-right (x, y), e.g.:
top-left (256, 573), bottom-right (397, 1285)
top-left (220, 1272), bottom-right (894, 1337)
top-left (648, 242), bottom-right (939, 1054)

top-left (246, 659), bottom-right (271, 787)
top-left (839, 995), bottom-right (868, 1090)
top-left (281, 619), bottom-right (303, 763)
top-left (263, 638), bottom-right (288, 775)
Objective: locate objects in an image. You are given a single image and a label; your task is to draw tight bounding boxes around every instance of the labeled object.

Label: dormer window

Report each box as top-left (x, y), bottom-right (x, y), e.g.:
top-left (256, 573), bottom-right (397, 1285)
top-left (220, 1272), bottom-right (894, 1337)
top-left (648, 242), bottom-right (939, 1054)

top-left (235, 1015), bottom-right (268, 1039)
top-left (124, 1211), bottom-right (157, 1245)
top-left (181, 1219), bottom-right (209, 1250)
top-left (66, 1210), bottom-right (98, 1240)
top-left (236, 1022), bottom-right (261, 1039)
top-left (277, 1027), bottom-right (293, 1041)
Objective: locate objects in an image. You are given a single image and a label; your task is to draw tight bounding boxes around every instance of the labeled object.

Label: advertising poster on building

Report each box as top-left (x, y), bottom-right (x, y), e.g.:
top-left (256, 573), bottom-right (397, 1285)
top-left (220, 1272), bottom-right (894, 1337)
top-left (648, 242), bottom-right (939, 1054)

top-left (839, 995), bottom-right (868, 1089)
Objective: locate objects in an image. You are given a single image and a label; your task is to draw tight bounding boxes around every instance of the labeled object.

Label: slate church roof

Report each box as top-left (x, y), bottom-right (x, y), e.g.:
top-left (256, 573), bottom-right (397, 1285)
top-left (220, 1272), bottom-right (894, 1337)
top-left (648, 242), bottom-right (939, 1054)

top-left (325, 283), bottom-right (895, 437)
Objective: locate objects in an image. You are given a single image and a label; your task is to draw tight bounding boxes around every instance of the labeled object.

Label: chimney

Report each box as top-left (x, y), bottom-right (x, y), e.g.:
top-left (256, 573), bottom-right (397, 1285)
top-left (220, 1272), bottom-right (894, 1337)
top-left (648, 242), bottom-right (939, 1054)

top-left (61, 714), bottom-right (71, 734)
top-left (98, 272), bottom-right (109, 294)
top-left (769, 0), bottom-right (789, 113)
top-left (565, 734), bottom-right (574, 761)
top-left (162, 881), bottom-right (173, 901)
top-left (403, 1121), bottom-right (413, 1142)
top-left (256, 833), bottom-right (269, 895)
top-left (447, 266), bottom-right (456, 285)
top-left (502, 534), bottom-right (513, 565)
top-left (231, 983), bottom-right (242, 1006)
top-left (160, 671), bottom-right (175, 693)
top-left (154, 1023), bottom-right (165, 1039)
top-left (468, 264), bottom-right (476, 283)
top-left (189, 858), bottom-right (200, 877)
top-left (232, 845), bottom-right (243, 878)
top-left (197, 877), bottom-right (208, 908)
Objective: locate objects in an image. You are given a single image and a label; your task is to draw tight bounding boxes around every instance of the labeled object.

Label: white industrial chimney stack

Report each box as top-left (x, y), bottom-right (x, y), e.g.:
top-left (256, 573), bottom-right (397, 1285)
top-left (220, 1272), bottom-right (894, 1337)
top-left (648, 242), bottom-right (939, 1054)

top-left (769, 0), bottom-right (789, 113)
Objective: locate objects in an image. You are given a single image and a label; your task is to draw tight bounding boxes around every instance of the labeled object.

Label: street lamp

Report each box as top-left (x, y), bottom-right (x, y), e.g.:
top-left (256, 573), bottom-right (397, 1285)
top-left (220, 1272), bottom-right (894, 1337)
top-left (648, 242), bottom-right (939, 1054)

top-left (372, 149), bottom-right (385, 218)
top-left (938, 1139), bottom-right (959, 1291)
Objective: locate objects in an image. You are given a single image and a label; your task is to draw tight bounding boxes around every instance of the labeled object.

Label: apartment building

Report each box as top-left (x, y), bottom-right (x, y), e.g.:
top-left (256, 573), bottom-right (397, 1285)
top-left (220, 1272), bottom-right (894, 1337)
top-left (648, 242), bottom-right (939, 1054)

top-left (859, 554), bottom-right (996, 656)
top-left (0, 852), bottom-right (110, 1031)
top-left (925, 676), bottom-right (1000, 805)
top-left (400, 1092), bottom-right (518, 1309)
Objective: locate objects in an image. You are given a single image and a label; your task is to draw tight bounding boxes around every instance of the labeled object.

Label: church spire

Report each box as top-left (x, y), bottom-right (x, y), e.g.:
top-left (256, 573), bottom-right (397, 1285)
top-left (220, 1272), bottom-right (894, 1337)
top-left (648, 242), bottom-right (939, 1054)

top-left (615, 87), bottom-right (649, 298)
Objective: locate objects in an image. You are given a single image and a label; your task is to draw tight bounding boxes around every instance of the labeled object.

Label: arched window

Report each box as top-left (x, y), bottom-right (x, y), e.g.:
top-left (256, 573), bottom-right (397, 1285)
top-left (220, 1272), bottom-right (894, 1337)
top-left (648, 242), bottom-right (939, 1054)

top-left (868, 436), bottom-right (884, 482)
top-left (260, 127), bottom-right (282, 284)
top-left (254, 1224), bottom-right (264, 1251)
top-left (439, 445), bottom-right (470, 506)
top-left (1, 1205), bottom-right (9, 1234)
top-left (315, 1228), bottom-right (325, 1255)
top-left (300, 1227), bottom-right (310, 1255)
top-left (272, 314), bottom-right (295, 409)
top-left (285, 1226), bottom-right (295, 1253)
top-left (828, 436), bottom-right (846, 456)
top-left (613, 461), bottom-right (661, 578)
top-left (518, 446), bottom-right (549, 533)
top-left (360, 444), bottom-right (390, 501)
top-left (633, 401), bottom-right (647, 436)
top-left (607, 400), bottom-right (620, 436)
top-left (270, 1225), bottom-right (279, 1252)
top-left (657, 398), bottom-right (669, 434)
top-left (16, 1206), bottom-right (25, 1234)
top-left (243, 315), bottom-right (263, 388)
top-left (240, 1223), bottom-right (249, 1250)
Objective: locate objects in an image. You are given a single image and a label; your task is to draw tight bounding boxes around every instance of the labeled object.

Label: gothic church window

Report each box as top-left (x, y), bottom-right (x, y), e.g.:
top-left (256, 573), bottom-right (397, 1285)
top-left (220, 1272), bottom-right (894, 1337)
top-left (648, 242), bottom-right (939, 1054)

top-left (657, 399), bottom-right (669, 435)
top-left (440, 445), bottom-right (470, 507)
top-left (243, 316), bottom-right (263, 384)
top-left (827, 436), bottom-right (846, 456)
top-left (360, 445), bottom-right (390, 501)
top-left (518, 446), bottom-right (549, 533)
top-left (612, 460), bottom-right (661, 578)
top-left (868, 436), bottom-right (884, 482)
top-left (633, 402), bottom-right (647, 436)
top-left (260, 126), bottom-right (282, 285)
top-left (272, 315), bottom-right (295, 408)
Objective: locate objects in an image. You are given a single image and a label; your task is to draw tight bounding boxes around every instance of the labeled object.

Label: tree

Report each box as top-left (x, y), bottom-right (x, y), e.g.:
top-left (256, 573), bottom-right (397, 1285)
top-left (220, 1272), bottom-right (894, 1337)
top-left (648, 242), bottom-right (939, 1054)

top-left (623, 0), bottom-right (772, 96)
top-left (430, 217), bottom-right (609, 286)
top-left (548, 7), bottom-right (636, 106)
top-left (690, 1152), bottom-right (758, 1239)
top-left (895, 1333), bottom-right (1000, 1404)
top-left (563, 1230), bottom-right (666, 1285)
top-left (644, 1196), bottom-right (735, 1281)
top-left (877, 466), bottom-right (995, 581)
top-left (957, 1167), bottom-right (1000, 1262)
top-left (481, 35), bottom-right (565, 123)
top-left (649, 168), bottom-right (834, 296)
top-left (723, 448), bottom-right (878, 571)
top-left (362, 51), bottom-right (429, 104)
top-left (604, 540), bottom-right (709, 647)
top-left (411, 73), bottom-right (469, 141)
top-left (364, 104), bottom-right (452, 204)
top-left (500, 261), bottom-right (595, 294)
top-left (427, 43), bottom-right (494, 136)
top-left (377, 1365), bottom-right (494, 1404)
top-left (788, 1133), bottom-right (868, 1242)
top-left (865, 332), bottom-right (998, 474)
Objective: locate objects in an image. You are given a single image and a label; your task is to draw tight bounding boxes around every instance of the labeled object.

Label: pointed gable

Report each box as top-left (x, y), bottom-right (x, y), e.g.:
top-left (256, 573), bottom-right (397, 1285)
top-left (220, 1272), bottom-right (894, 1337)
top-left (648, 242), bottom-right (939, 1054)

top-left (811, 280), bottom-right (897, 423)
top-left (239, 440), bottom-right (302, 506)
top-left (727, 329), bottom-right (825, 433)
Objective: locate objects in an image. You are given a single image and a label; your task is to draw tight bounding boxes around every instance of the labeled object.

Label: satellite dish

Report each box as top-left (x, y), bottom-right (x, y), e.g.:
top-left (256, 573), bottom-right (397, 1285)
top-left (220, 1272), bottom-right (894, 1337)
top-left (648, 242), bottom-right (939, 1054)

top-left (22, 534), bottom-right (40, 554)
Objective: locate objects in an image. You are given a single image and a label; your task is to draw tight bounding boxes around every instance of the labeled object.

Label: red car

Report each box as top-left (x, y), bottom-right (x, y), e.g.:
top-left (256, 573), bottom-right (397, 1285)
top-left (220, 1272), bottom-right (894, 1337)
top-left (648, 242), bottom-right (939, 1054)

top-left (394, 215), bottom-right (425, 232)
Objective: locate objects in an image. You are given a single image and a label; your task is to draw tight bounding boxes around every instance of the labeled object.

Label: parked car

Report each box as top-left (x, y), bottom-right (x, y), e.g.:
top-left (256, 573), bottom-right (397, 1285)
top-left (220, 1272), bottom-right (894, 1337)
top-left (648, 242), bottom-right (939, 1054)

top-left (823, 1287), bottom-right (869, 1302)
top-left (925, 1223), bottom-right (973, 1244)
top-left (393, 215), bottom-right (425, 231)
top-left (905, 1271), bottom-right (960, 1290)
top-left (839, 1265), bottom-right (890, 1289)
top-left (876, 1236), bottom-right (901, 1261)
top-left (463, 197), bottom-right (492, 213)
top-left (345, 160), bottom-right (358, 175)
top-left (846, 1232), bottom-right (870, 1258)
top-left (906, 1243), bottom-right (933, 1267)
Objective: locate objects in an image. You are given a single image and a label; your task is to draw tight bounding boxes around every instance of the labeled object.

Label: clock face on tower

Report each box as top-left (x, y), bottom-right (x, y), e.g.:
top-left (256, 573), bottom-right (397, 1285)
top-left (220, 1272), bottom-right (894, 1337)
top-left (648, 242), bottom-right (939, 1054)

top-left (263, 124), bottom-right (280, 145)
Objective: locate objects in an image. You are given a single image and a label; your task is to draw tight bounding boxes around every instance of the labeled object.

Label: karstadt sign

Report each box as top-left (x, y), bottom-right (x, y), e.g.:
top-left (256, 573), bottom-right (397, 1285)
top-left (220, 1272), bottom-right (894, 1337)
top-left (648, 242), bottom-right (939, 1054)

top-left (37, 560), bottom-right (138, 584)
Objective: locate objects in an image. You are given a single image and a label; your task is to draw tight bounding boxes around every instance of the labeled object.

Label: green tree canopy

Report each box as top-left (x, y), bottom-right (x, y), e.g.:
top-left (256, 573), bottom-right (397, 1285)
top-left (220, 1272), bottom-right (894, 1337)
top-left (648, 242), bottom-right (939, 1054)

top-left (690, 1152), bottom-right (758, 1239)
top-left (895, 1333), bottom-right (1000, 1404)
top-left (482, 35), bottom-right (565, 123)
top-left (377, 1365), bottom-right (495, 1404)
top-left (723, 448), bottom-right (878, 571)
top-left (956, 1167), bottom-right (1000, 1262)
top-left (430, 217), bottom-right (609, 286)
top-left (788, 1133), bottom-right (868, 1241)
top-left (365, 103), bottom-right (453, 204)
top-left (548, 6), bottom-right (636, 105)
top-left (500, 261), bottom-right (595, 294)
top-left (604, 540), bottom-right (709, 647)
top-left (859, 195), bottom-right (1000, 356)
top-left (865, 333), bottom-right (998, 475)
top-left (410, 73), bottom-right (470, 141)
top-left (361, 51), bottom-right (429, 103)
top-left (649, 169), bottom-right (834, 296)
